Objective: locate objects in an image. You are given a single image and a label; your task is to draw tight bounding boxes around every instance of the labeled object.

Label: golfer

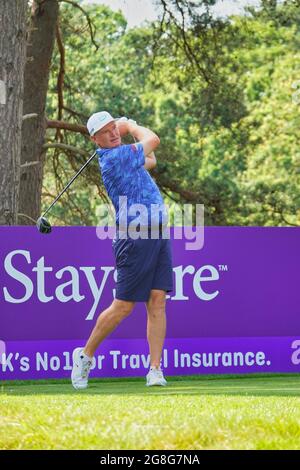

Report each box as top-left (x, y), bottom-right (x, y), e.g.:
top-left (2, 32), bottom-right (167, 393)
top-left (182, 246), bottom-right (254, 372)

top-left (71, 111), bottom-right (173, 389)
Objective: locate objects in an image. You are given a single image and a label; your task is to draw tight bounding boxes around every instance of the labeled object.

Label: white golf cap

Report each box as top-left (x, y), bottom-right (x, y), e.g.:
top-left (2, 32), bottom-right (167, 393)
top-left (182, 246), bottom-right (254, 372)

top-left (86, 111), bottom-right (116, 136)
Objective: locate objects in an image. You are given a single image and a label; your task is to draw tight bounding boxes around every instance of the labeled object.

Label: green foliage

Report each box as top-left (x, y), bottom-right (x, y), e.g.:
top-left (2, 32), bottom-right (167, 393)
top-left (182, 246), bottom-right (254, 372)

top-left (43, 0), bottom-right (300, 226)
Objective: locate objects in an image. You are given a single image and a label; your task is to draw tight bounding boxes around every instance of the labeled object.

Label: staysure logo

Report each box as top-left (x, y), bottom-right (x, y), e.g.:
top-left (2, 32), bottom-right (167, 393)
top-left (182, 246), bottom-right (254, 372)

top-left (2, 250), bottom-right (223, 321)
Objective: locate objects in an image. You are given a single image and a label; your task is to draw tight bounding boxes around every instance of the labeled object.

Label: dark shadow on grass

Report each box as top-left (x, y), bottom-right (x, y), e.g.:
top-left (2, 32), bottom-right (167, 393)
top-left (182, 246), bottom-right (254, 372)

top-left (2, 374), bottom-right (300, 398)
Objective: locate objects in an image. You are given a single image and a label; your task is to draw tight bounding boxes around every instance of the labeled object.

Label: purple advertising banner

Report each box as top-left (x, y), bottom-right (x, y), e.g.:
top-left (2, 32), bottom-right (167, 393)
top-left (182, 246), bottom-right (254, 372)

top-left (0, 226), bottom-right (299, 380)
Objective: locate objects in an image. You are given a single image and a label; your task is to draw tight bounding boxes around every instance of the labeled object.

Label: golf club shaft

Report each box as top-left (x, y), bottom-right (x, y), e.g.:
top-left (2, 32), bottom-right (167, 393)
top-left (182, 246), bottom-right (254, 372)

top-left (42, 150), bottom-right (97, 219)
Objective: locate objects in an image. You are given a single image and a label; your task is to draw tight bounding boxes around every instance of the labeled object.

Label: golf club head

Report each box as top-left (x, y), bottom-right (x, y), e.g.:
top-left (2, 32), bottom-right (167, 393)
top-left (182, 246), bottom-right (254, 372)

top-left (36, 216), bottom-right (52, 234)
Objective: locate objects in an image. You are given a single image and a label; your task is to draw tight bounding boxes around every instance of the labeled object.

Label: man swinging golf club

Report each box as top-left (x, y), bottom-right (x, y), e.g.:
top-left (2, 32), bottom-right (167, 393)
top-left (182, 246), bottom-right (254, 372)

top-left (36, 113), bottom-right (173, 386)
top-left (71, 111), bottom-right (174, 388)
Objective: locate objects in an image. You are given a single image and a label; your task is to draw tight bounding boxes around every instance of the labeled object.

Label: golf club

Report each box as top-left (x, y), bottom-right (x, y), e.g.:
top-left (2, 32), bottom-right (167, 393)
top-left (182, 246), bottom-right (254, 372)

top-left (36, 150), bottom-right (97, 234)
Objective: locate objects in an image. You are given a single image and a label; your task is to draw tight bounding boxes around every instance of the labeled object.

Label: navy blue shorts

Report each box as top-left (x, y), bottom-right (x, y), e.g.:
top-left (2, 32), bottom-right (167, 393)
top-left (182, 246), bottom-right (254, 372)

top-left (112, 229), bottom-right (174, 302)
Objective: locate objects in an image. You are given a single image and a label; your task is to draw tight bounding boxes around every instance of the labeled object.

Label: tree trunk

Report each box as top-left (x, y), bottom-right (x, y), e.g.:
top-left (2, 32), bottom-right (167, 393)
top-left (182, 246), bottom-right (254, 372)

top-left (0, 0), bottom-right (28, 225)
top-left (19, 0), bottom-right (59, 225)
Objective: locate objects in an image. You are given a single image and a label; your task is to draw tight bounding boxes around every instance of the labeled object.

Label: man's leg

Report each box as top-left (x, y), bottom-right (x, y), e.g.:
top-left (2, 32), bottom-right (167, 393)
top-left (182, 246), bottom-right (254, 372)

top-left (71, 298), bottom-right (135, 389)
top-left (84, 298), bottom-right (135, 358)
top-left (145, 289), bottom-right (167, 368)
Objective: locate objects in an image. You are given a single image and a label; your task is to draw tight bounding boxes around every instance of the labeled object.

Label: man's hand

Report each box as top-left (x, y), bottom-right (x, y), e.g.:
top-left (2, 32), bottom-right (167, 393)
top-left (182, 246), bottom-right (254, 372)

top-left (116, 117), bottom-right (130, 137)
top-left (116, 117), bottom-right (137, 137)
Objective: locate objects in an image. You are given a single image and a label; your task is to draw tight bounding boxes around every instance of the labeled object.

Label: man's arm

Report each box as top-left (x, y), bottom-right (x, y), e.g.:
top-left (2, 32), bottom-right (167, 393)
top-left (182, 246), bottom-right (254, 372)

top-left (144, 151), bottom-right (156, 170)
top-left (127, 122), bottom-right (159, 170)
top-left (127, 122), bottom-right (160, 155)
top-left (116, 119), bottom-right (159, 169)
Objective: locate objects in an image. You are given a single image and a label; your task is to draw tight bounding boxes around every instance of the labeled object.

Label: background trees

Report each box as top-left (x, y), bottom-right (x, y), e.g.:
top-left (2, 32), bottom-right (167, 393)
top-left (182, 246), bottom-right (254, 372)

top-left (1, 0), bottom-right (299, 226)
top-left (19, 0), bottom-right (59, 225)
top-left (0, 0), bottom-right (28, 225)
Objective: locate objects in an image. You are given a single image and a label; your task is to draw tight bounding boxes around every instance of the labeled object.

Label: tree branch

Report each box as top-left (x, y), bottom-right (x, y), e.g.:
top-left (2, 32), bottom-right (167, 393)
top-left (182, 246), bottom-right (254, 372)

top-left (21, 161), bottom-right (40, 168)
top-left (56, 18), bottom-right (65, 136)
top-left (18, 213), bottom-right (37, 224)
top-left (58, 0), bottom-right (99, 51)
top-left (62, 105), bottom-right (88, 121)
top-left (152, 168), bottom-right (202, 202)
top-left (46, 119), bottom-right (88, 134)
top-left (159, 0), bottom-right (212, 83)
top-left (43, 142), bottom-right (89, 157)
top-left (22, 113), bottom-right (38, 121)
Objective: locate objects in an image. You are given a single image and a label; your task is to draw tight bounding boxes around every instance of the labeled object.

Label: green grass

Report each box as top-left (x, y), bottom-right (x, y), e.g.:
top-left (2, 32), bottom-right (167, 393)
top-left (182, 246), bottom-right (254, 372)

top-left (1, 374), bottom-right (300, 450)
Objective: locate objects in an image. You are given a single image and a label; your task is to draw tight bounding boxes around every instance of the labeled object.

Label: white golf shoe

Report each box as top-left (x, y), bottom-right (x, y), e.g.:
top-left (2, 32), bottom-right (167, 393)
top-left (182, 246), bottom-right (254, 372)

top-left (71, 347), bottom-right (93, 390)
top-left (146, 366), bottom-right (167, 387)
